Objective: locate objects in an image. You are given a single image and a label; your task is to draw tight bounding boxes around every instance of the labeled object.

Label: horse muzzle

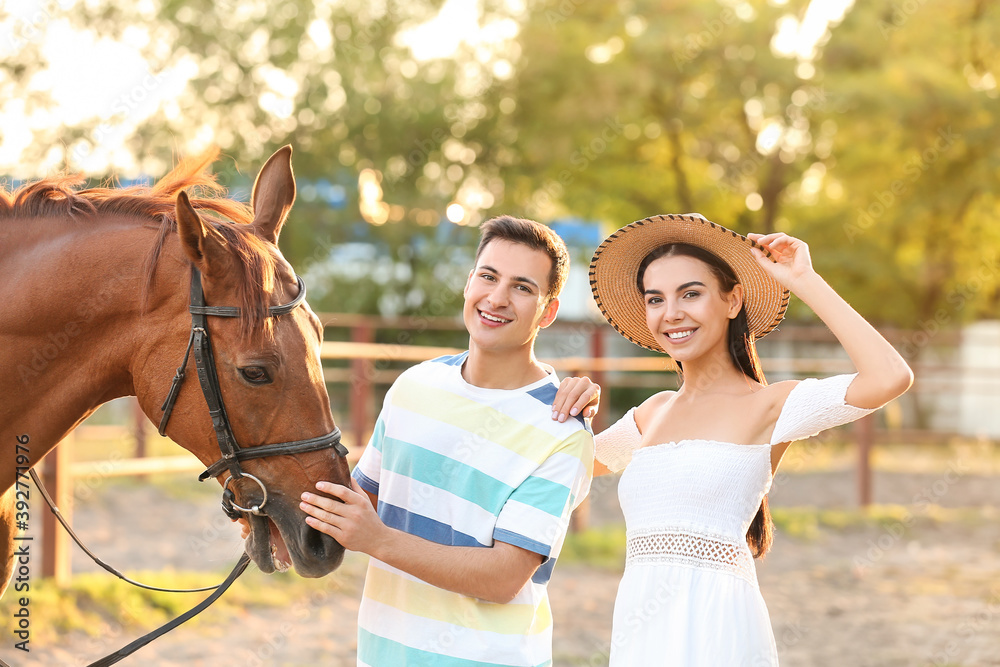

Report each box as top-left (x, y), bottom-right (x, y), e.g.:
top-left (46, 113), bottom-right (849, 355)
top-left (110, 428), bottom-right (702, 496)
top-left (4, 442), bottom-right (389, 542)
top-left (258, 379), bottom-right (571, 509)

top-left (245, 498), bottom-right (345, 577)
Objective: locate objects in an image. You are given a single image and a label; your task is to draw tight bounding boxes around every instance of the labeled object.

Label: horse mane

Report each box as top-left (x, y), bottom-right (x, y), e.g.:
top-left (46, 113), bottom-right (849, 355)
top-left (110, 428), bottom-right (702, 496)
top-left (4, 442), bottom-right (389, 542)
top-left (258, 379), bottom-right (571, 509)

top-left (0, 149), bottom-right (279, 343)
top-left (0, 149), bottom-right (253, 224)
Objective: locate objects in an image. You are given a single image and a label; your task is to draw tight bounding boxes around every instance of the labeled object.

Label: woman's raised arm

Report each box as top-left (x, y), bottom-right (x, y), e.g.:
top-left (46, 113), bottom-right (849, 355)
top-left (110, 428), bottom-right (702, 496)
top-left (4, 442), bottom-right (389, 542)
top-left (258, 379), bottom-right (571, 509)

top-left (748, 232), bottom-right (913, 409)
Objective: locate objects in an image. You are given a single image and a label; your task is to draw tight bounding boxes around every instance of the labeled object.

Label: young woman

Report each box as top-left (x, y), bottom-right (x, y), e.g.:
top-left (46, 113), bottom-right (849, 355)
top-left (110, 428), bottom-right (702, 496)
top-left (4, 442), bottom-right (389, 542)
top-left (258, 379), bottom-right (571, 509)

top-left (588, 213), bottom-right (912, 665)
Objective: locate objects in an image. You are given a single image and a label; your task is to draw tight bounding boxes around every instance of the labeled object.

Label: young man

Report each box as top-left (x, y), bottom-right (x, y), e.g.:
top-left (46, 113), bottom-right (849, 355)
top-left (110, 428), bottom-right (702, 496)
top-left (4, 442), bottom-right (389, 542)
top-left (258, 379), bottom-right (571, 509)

top-left (300, 215), bottom-right (597, 666)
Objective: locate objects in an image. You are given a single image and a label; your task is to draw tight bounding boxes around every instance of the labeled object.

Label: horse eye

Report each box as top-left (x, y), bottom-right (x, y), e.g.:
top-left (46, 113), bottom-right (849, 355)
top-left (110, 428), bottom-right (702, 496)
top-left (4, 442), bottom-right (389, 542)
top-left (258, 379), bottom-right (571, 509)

top-left (239, 367), bottom-right (272, 385)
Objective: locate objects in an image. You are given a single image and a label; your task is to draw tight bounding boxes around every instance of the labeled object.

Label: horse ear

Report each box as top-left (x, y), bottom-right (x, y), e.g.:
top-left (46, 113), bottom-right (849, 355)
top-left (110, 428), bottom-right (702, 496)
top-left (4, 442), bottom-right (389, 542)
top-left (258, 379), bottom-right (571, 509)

top-left (251, 144), bottom-right (296, 245)
top-left (176, 191), bottom-right (232, 278)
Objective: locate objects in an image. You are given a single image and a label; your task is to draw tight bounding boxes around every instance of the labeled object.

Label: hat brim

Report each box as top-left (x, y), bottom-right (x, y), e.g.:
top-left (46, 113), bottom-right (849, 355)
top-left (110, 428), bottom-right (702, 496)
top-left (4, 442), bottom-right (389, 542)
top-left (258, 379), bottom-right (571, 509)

top-left (589, 214), bottom-right (789, 353)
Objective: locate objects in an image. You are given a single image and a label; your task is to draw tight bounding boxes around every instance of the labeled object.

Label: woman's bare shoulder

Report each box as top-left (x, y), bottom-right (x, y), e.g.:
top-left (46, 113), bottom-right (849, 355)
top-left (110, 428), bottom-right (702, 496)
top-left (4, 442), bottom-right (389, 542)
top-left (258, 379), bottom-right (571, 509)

top-left (759, 380), bottom-right (802, 415)
top-left (634, 390), bottom-right (677, 431)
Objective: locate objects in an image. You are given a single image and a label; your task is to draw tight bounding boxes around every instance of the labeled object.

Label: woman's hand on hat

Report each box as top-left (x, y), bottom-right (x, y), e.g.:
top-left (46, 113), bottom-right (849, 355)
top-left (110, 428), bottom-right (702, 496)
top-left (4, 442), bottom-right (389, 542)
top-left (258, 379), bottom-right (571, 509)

top-left (747, 232), bottom-right (815, 290)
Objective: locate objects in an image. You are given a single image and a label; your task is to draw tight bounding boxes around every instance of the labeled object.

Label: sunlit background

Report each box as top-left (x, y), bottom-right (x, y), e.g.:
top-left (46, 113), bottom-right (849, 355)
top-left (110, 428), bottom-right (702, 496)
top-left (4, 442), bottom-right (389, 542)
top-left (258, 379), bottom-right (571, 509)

top-left (2, 0), bottom-right (861, 175)
top-left (3, 1), bottom-right (1000, 663)
top-left (3, 0), bottom-right (1000, 448)
top-left (3, 0), bottom-right (998, 326)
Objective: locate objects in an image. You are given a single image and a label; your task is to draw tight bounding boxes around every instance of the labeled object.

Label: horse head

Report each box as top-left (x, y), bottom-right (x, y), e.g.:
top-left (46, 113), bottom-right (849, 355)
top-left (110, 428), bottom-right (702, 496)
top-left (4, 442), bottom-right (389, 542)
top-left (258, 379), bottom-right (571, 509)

top-left (136, 146), bottom-right (351, 577)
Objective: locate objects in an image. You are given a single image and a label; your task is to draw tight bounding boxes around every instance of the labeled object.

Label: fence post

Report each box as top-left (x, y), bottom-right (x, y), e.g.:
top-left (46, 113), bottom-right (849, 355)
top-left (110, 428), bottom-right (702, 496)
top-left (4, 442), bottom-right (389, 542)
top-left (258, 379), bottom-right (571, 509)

top-left (40, 434), bottom-right (72, 585)
top-left (566, 360), bottom-right (591, 534)
top-left (350, 325), bottom-right (374, 452)
top-left (589, 325), bottom-right (607, 434)
top-left (132, 397), bottom-right (147, 480)
top-left (856, 413), bottom-right (874, 507)
top-left (132, 397), bottom-right (147, 459)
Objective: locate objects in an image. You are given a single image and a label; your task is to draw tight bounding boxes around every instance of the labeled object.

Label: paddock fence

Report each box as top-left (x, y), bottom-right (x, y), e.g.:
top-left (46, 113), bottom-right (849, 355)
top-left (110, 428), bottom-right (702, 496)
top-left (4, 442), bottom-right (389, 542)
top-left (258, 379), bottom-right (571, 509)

top-left (36, 315), bottom-right (975, 584)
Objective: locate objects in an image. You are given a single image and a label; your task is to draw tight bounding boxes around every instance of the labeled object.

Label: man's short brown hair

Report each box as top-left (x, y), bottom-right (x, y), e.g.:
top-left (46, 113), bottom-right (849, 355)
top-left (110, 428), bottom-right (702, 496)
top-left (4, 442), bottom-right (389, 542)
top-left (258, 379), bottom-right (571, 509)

top-left (475, 215), bottom-right (570, 302)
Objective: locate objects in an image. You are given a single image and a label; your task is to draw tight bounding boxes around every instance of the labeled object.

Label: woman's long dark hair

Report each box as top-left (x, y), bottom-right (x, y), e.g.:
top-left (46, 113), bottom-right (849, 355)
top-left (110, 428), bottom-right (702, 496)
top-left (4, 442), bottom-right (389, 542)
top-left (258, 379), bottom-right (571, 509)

top-left (638, 243), bottom-right (774, 558)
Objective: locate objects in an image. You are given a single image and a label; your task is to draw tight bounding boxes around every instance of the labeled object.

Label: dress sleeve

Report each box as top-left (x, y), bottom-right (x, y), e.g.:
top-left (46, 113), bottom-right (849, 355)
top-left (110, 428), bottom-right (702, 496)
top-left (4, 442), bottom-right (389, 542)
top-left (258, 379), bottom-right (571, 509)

top-left (770, 373), bottom-right (877, 445)
top-left (595, 407), bottom-right (642, 473)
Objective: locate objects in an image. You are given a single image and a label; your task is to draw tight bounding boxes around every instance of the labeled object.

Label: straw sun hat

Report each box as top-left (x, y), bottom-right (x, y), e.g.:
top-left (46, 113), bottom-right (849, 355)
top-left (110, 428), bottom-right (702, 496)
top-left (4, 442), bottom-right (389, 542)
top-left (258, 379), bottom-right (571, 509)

top-left (589, 213), bottom-right (790, 354)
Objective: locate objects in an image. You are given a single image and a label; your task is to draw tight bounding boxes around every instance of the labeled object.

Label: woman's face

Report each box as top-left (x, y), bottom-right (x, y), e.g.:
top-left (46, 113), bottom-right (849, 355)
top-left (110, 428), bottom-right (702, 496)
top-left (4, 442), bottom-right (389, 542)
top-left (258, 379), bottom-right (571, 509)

top-left (641, 254), bottom-right (743, 362)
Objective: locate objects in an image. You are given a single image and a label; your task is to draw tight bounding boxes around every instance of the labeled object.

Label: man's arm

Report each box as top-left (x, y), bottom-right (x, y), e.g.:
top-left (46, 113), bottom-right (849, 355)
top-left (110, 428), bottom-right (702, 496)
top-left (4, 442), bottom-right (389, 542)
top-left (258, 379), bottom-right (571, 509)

top-left (301, 478), bottom-right (543, 604)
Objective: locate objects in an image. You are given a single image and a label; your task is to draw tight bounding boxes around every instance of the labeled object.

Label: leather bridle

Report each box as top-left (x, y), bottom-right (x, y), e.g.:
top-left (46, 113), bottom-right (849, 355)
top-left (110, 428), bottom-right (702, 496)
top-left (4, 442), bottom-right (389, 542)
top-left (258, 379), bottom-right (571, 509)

top-left (158, 265), bottom-right (348, 519)
top-left (28, 264), bottom-right (349, 666)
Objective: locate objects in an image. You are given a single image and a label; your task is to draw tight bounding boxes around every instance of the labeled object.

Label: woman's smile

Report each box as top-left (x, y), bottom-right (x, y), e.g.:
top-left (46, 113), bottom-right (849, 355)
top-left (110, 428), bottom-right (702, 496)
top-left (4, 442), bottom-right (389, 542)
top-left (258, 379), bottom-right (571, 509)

top-left (664, 327), bottom-right (698, 342)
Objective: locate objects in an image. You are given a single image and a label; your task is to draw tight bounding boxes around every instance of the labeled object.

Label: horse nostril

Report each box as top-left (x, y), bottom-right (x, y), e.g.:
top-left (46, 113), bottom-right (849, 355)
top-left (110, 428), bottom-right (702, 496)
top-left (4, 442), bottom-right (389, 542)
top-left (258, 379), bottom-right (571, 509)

top-left (304, 522), bottom-right (334, 557)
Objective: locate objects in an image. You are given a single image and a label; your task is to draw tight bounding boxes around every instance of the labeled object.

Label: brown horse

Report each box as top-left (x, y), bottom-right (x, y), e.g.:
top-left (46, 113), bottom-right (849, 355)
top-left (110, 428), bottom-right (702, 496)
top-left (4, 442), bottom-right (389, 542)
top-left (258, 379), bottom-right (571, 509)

top-left (0, 146), bottom-right (352, 597)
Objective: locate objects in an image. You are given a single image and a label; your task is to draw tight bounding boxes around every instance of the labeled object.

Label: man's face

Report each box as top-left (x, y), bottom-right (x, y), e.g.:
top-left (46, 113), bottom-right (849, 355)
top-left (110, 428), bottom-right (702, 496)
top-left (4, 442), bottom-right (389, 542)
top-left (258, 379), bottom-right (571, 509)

top-left (463, 239), bottom-right (559, 354)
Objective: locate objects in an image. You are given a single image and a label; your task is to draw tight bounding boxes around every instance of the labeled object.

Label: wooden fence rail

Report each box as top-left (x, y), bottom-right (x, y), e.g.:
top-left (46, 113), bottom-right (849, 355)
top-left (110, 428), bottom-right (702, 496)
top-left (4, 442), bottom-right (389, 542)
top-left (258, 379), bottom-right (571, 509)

top-left (38, 330), bottom-right (877, 584)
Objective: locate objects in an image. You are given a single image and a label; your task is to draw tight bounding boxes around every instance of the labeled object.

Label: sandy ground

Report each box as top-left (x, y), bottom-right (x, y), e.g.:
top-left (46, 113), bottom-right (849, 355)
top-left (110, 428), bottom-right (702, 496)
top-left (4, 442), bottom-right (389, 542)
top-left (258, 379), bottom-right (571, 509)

top-left (6, 467), bottom-right (1000, 667)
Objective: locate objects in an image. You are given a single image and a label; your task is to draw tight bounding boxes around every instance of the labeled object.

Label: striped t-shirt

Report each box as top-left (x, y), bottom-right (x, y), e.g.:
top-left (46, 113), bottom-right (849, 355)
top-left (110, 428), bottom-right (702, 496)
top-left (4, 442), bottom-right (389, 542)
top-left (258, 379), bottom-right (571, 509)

top-left (352, 352), bottom-right (594, 667)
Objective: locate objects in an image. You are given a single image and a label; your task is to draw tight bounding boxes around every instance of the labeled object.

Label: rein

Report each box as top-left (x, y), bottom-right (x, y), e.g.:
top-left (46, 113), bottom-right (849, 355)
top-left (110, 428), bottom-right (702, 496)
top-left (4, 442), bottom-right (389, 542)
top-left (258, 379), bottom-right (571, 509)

top-left (29, 468), bottom-right (223, 594)
top-left (31, 265), bottom-right (348, 665)
top-left (29, 468), bottom-right (250, 667)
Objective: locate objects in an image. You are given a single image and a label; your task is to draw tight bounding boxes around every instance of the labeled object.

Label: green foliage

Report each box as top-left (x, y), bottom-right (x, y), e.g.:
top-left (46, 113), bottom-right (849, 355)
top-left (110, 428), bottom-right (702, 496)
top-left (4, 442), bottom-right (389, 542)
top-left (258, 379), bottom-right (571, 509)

top-left (795, 1), bottom-right (1000, 331)
top-left (4, 0), bottom-right (999, 328)
top-left (566, 505), bottom-right (995, 569)
top-left (0, 562), bottom-right (363, 643)
top-left (497, 0), bottom-right (1000, 329)
top-left (560, 524), bottom-right (627, 568)
top-left (493, 0), bottom-right (817, 231)
top-left (770, 504), bottom-right (992, 542)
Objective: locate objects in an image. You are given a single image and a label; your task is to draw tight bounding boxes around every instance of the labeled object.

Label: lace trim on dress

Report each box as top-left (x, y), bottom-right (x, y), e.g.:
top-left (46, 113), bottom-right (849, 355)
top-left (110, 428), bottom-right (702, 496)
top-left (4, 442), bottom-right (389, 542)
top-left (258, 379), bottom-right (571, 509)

top-left (595, 407), bottom-right (641, 473)
top-left (625, 527), bottom-right (757, 585)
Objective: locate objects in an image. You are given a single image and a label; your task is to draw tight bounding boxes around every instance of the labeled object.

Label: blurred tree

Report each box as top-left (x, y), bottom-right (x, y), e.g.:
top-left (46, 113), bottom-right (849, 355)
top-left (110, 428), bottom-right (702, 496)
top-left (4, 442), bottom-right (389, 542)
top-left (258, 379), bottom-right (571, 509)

top-left (486, 0), bottom-right (825, 238)
top-left (0, 0), bottom-right (513, 319)
top-left (483, 0), bottom-right (1000, 330)
top-left (3, 0), bottom-right (998, 331)
top-left (141, 0), bottom-right (499, 318)
top-left (801, 0), bottom-right (1000, 333)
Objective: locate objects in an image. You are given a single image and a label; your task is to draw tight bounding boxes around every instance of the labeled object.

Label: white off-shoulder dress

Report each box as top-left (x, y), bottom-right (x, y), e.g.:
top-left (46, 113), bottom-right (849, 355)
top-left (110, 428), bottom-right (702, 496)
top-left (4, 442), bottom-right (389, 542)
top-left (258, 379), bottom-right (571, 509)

top-left (596, 374), bottom-right (875, 666)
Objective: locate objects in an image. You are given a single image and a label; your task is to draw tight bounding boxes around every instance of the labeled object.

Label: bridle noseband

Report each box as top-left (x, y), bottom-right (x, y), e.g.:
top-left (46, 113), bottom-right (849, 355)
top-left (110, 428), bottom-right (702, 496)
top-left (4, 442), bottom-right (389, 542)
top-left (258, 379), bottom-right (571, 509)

top-left (158, 266), bottom-right (348, 519)
top-left (27, 266), bottom-right (349, 666)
